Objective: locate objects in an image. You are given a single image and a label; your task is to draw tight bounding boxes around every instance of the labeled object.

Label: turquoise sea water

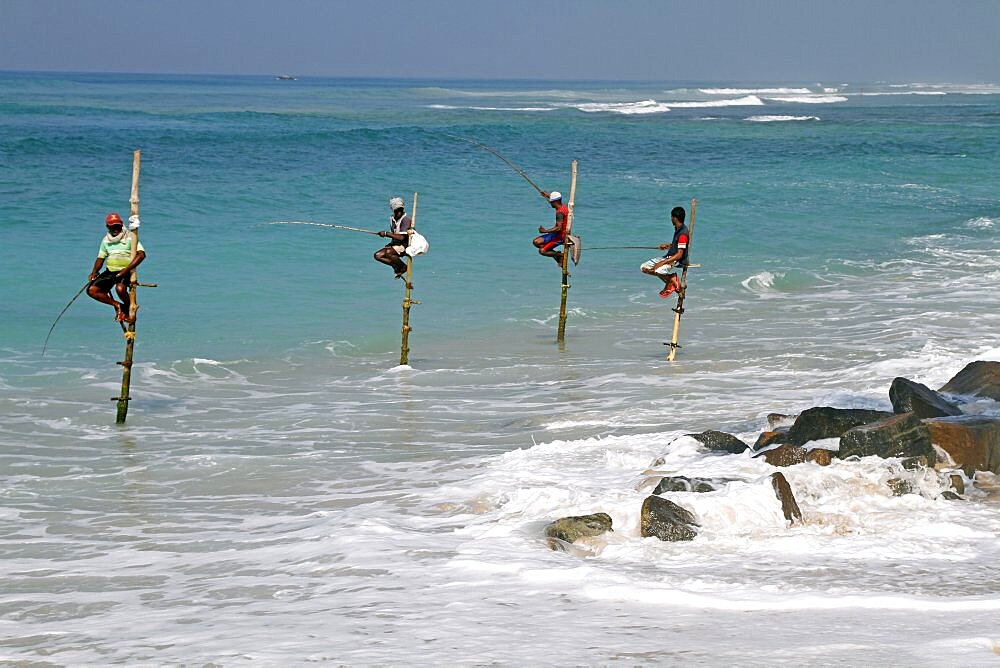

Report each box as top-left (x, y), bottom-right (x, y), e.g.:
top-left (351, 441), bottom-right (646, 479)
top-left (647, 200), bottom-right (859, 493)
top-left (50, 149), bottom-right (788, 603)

top-left (1, 73), bottom-right (999, 663)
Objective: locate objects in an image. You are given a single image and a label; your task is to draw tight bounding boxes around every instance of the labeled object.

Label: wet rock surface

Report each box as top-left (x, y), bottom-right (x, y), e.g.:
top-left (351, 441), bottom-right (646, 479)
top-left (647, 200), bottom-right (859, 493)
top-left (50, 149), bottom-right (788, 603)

top-left (771, 472), bottom-right (802, 523)
top-left (924, 415), bottom-right (1000, 475)
top-left (787, 407), bottom-right (893, 445)
top-left (839, 413), bottom-right (936, 463)
top-left (939, 360), bottom-right (1000, 401)
top-left (544, 513), bottom-right (613, 549)
top-left (889, 377), bottom-right (961, 418)
top-left (687, 430), bottom-right (750, 454)
top-left (640, 496), bottom-right (698, 542)
top-left (652, 476), bottom-right (726, 494)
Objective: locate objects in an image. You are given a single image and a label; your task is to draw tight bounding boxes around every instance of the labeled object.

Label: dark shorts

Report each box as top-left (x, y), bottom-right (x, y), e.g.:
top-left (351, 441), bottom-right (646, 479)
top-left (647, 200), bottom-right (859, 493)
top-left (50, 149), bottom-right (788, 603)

top-left (92, 269), bottom-right (128, 291)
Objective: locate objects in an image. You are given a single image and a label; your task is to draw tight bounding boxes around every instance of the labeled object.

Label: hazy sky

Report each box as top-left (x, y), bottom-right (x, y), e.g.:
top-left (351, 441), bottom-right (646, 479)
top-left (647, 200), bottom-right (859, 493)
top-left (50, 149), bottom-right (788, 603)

top-left (1, 0), bottom-right (997, 81)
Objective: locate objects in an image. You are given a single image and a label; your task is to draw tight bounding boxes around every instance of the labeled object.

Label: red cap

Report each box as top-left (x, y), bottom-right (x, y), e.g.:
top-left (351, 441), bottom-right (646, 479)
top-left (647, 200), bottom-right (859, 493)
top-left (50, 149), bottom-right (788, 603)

top-left (105, 212), bottom-right (123, 225)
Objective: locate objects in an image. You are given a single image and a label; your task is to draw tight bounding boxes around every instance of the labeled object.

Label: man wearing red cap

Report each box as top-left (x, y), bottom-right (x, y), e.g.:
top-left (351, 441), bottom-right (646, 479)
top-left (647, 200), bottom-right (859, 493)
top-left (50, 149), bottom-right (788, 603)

top-left (87, 212), bottom-right (146, 322)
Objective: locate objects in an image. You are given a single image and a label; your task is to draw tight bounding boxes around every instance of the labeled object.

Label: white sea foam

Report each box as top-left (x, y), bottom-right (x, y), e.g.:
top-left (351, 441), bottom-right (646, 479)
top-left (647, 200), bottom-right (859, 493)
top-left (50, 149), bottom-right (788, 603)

top-left (965, 217), bottom-right (994, 229)
top-left (575, 95), bottom-right (764, 114)
top-left (764, 95), bottom-right (848, 104)
top-left (667, 94), bottom-right (764, 108)
top-left (700, 87), bottom-right (812, 95)
top-left (745, 115), bottom-right (820, 122)
top-left (741, 270), bottom-right (780, 292)
top-left (575, 99), bottom-right (671, 114)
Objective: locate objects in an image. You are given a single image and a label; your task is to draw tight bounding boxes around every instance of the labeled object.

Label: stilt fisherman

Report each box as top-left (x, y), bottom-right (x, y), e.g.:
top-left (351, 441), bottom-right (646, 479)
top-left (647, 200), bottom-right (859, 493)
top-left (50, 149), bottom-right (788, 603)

top-left (374, 196), bottom-right (412, 279)
top-left (533, 190), bottom-right (569, 265)
top-left (87, 212), bottom-right (145, 322)
top-left (641, 206), bottom-right (688, 298)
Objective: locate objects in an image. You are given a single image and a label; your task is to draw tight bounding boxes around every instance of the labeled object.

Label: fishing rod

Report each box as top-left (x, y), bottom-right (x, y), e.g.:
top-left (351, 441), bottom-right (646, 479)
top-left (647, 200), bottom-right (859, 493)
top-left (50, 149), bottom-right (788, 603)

top-left (42, 279), bottom-right (96, 356)
top-left (268, 221), bottom-right (382, 235)
top-left (445, 134), bottom-right (546, 196)
top-left (587, 246), bottom-right (664, 251)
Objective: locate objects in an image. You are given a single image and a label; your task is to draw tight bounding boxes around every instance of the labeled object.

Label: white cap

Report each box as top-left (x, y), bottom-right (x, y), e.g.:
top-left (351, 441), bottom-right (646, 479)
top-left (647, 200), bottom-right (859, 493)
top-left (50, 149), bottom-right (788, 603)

top-left (388, 196), bottom-right (405, 210)
top-left (548, 191), bottom-right (562, 202)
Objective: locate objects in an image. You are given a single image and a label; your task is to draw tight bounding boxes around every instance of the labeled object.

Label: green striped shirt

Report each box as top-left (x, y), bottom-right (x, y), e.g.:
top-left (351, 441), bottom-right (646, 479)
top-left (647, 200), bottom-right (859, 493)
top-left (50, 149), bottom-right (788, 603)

top-left (98, 233), bottom-right (145, 272)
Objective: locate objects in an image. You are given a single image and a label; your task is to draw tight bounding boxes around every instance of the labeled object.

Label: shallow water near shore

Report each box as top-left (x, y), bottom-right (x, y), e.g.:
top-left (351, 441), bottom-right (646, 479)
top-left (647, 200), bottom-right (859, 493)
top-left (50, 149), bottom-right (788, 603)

top-left (1, 73), bottom-right (999, 664)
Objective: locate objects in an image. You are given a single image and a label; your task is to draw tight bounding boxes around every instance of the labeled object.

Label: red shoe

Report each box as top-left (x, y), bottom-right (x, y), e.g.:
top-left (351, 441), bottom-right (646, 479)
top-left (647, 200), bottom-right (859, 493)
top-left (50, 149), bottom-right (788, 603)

top-left (658, 285), bottom-right (676, 298)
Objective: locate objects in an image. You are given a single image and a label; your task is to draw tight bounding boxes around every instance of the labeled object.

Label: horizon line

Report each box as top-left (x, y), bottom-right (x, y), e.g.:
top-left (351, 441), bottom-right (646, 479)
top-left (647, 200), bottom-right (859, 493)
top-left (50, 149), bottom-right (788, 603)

top-left (1, 68), bottom-right (996, 87)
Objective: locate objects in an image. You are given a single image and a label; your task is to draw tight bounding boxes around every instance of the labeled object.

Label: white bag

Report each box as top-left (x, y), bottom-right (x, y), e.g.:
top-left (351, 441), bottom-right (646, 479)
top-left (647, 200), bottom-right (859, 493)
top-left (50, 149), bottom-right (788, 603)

top-left (406, 231), bottom-right (429, 257)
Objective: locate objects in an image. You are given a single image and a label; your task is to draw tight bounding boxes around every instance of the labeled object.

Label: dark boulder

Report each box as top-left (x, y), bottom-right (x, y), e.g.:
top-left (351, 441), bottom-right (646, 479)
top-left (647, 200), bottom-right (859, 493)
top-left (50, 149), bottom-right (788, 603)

top-left (924, 415), bottom-right (1000, 476)
top-left (787, 407), bottom-right (893, 445)
top-left (640, 496), bottom-right (698, 542)
top-left (939, 361), bottom-right (1000, 401)
top-left (771, 472), bottom-right (802, 523)
top-left (889, 377), bottom-right (961, 419)
top-left (687, 430), bottom-right (749, 454)
top-left (544, 513), bottom-right (613, 549)
top-left (653, 476), bottom-right (723, 494)
top-left (839, 413), bottom-right (936, 463)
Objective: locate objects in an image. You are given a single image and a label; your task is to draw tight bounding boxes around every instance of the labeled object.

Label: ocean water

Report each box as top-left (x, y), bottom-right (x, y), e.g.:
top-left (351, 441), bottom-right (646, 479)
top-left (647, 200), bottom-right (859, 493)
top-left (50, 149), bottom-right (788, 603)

top-left (1, 72), bottom-right (999, 664)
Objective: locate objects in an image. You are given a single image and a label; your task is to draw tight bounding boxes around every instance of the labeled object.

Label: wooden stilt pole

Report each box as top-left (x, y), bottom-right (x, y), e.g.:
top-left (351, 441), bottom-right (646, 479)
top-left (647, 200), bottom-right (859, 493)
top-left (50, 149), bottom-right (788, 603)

top-left (115, 150), bottom-right (141, 423)
top-left (667, 197), bottom-right (696, 362)
top-left (399, 192), bottom-right (420, 366)
top-left (556, 160), bottom-right (578, 343)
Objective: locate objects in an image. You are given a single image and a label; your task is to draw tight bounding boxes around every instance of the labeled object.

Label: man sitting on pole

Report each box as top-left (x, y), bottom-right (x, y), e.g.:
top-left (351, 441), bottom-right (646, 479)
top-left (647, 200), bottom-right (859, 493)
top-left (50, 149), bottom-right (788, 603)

top-left (374, 196), bottom-right (412, 279)
top-left (641, 206), bottom-right (689, 298)
top-left (533, 190), bottom-right (568, 265)
top-left (87, 212), bottom-right (145, 322)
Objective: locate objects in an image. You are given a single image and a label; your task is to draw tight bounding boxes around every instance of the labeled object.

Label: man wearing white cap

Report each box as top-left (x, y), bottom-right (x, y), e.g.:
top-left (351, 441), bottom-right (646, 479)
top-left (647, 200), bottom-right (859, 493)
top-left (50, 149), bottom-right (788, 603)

top-left (374, 196), bottom-right (412, 279)
top-left (533, 190), bottom-right (568, 265)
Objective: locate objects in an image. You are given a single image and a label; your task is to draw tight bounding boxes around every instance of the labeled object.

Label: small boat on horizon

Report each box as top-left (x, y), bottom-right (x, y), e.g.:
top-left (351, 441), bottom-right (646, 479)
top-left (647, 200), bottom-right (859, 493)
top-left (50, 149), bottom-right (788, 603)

top-left (275, 75), bottom-right (297, 81)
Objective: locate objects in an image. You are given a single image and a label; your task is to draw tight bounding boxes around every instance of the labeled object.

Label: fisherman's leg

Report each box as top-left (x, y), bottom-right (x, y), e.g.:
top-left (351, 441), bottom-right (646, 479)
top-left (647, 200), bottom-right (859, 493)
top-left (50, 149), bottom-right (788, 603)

top-left (374, 247), bottom-right (393, 266)
top-left (659, 272), bottom-right (680, 298)
top-left (115, 280), bottom-right (134, 322)
top-left (383, 248), bottom-right (408, 277)
top-left (540, 239), bottom-right (564, 263)
top-left (87, 282), bottom-right (124, 320)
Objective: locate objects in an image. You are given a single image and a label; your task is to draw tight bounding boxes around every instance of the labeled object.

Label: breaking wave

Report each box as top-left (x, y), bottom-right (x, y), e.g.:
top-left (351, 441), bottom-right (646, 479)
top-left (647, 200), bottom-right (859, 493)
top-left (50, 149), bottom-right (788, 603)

top-left (764, 95), bottom-right (848, 104)
top-left (700, 87), bottom-right (812, 95)
top-left (745, 115), bottom-right (820, 122)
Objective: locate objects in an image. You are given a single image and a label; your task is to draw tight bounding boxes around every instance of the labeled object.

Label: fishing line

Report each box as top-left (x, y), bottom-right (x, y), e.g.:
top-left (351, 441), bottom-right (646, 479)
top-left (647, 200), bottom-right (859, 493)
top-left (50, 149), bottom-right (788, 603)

top-left (445, 134), bottom-right (546, 195)
top-left (42, 279), bottom-right (96, 356)
top-left (267, 221), bottom-right (382, 235)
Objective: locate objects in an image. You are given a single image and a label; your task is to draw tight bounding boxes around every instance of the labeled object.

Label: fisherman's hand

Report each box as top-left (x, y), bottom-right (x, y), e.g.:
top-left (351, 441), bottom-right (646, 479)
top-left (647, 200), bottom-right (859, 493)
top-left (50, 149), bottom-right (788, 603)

top-left (540, 191), bottom-right (549, 199)
top-left (538, 226), bottom-right (545, 233)
top-left (658, 244), bottom-right (669, 250)
top-left (116, 270), bottom-right (129, 279)
top-left (378, 230), bottom-right (387, 237)
top-left (88, 272), bottom-right (98, 282)
top-left (128, 215), bottom-right (141, 230)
